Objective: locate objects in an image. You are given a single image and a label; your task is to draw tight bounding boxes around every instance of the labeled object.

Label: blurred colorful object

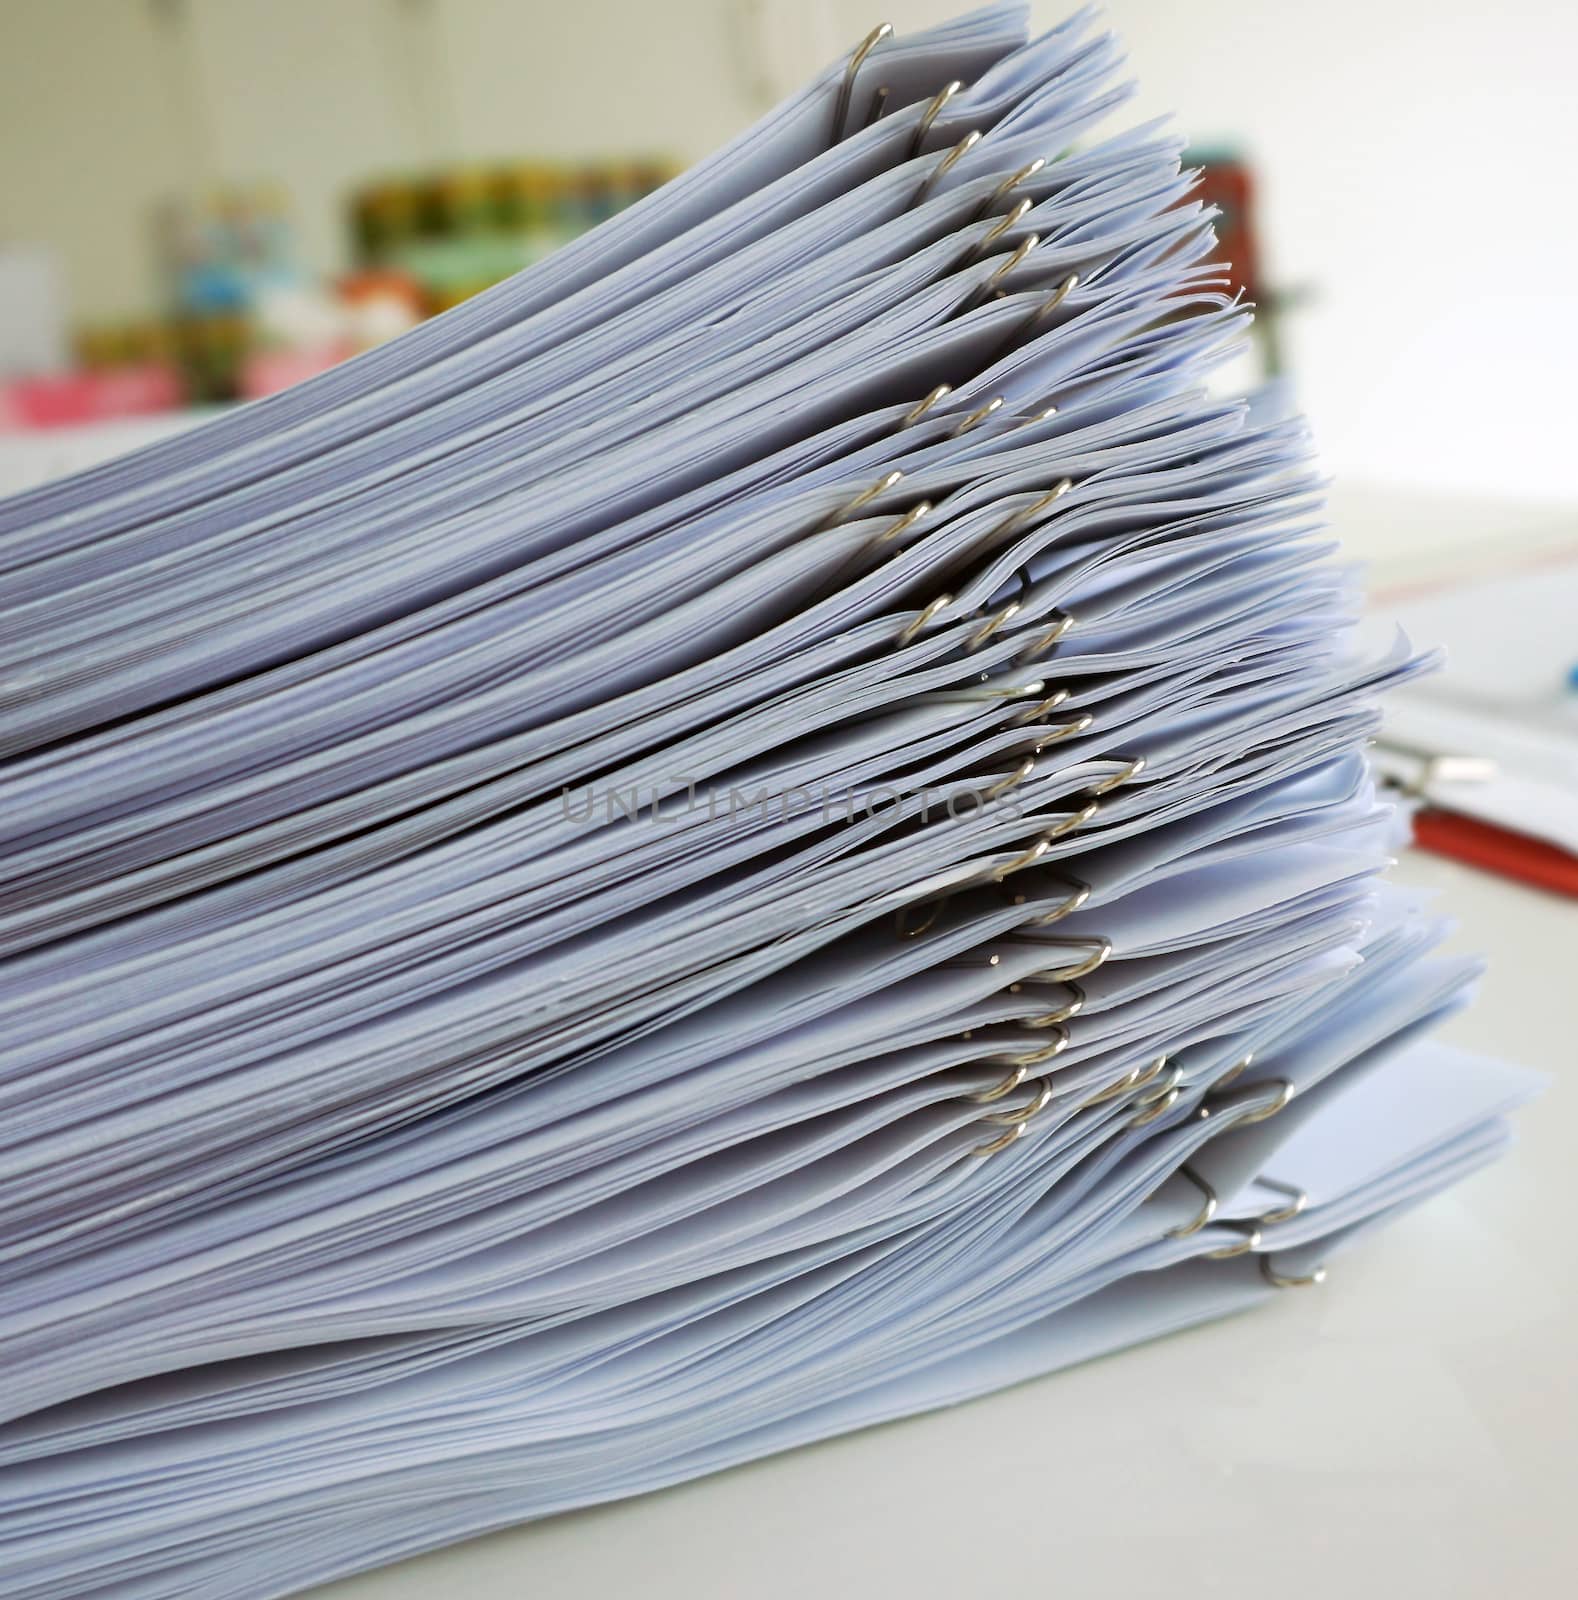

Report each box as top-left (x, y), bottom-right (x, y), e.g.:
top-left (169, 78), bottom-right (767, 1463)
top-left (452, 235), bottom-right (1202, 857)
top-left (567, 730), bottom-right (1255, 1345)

top-left (3, 159), bottom-right (677, 425)
top-left (0, 363), bottom-right (183, 431)
top-left (1184, 147), bottom-right (1311, 379)
top-left (1187, 148), bottom-right (1261, 303)
top-left (350, 159), bottom-right (678, 312)
top-left (156, 184), bottom-right (304, 318)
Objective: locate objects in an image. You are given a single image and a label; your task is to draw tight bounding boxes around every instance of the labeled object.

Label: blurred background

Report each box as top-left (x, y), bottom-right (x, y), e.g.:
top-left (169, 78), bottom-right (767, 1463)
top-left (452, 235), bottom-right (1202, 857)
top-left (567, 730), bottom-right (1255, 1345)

top-left (0, 0), bottom-right (1574, 500)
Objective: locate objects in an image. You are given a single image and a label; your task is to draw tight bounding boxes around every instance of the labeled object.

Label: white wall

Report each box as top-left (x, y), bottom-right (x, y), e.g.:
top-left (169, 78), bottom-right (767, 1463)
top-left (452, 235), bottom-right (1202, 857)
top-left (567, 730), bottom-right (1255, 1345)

top-left (1, 0), bottom-right (1572, 503)
top-left (0, 0), bottom-right (191, 321)
top-left (1090, 0), bottom-right (1578, 504)
top-left (0, 0), bottom-right (762, 325)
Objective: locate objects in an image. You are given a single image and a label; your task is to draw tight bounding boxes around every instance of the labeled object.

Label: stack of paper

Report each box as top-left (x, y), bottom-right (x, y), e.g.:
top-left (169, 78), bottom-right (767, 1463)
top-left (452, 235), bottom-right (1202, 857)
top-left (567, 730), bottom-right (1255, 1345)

top-left (0, 8), bottom-right (1540, 1596)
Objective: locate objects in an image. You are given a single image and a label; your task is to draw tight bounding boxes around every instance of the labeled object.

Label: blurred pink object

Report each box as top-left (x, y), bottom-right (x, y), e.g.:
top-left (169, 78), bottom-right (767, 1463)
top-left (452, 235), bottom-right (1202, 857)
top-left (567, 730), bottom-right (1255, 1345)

top-left (0, 363), bottom-right (182, 431)
top-left (237, 342), bottom-right (354, 399)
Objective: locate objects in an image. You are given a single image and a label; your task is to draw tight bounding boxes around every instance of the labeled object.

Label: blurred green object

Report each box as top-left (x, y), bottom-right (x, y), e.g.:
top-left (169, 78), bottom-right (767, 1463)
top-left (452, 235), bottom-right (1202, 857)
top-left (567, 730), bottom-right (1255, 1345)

top-left (348, 157), bottom-right (678, 314)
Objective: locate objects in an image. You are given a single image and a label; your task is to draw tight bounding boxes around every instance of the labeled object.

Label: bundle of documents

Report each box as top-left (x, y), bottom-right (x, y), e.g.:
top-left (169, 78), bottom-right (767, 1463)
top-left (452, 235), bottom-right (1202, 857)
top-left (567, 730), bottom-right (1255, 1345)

top-left (0, 8), bottom-right (1540, 1595)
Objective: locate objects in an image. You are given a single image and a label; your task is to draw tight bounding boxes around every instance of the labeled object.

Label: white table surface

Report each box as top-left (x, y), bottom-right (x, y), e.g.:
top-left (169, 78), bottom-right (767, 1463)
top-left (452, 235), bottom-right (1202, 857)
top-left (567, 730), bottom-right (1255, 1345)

top-left (302, 487), bottom-right (1578, 1597)
top-left (6, 426), bottom-right (1572, 1597)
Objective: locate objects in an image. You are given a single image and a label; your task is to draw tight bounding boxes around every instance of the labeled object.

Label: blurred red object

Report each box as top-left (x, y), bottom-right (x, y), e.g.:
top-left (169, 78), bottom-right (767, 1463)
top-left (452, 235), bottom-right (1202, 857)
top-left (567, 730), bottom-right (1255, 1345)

top-left (0, 363), bottom-right (183, 431)
top-left (237, 342), bottom-right (355, 400)
top-left (1191, 155), bottom-right (1261, 304)
top-left (338, 268), bottom-right (424, 318)
top-left (1413, 809), bottom-right (1578, 898)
